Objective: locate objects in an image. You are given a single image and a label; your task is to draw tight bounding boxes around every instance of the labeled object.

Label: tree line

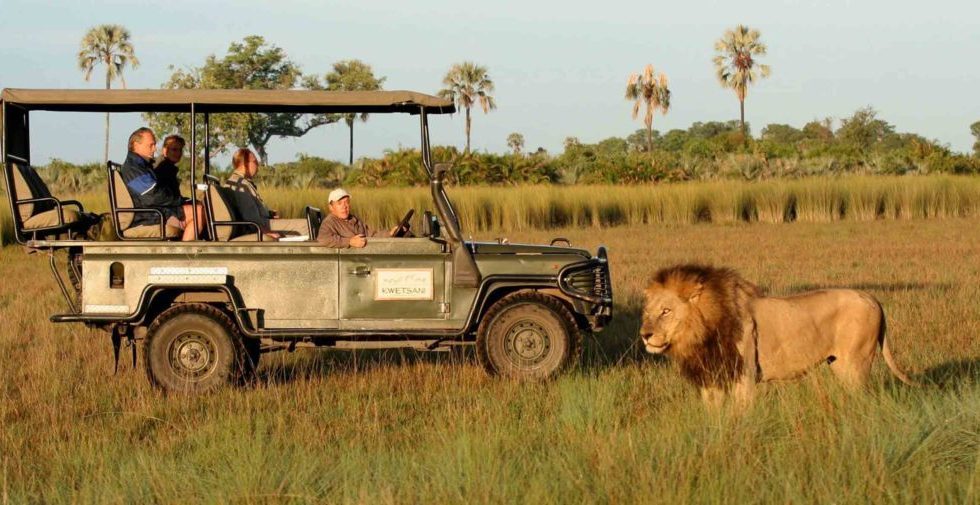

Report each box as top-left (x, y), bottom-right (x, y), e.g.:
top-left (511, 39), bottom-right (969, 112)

top-left (77, 26), bottom-right (494, 166)
top-left (69, 23), bottom-right (980, 189)
top-left (30, 105), bottom-right (979, 195)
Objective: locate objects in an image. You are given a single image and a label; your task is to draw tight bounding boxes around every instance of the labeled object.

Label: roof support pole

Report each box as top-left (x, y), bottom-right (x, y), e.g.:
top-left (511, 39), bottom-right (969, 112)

top-left (423, 108), bottom-right (462, 242)
top-left (190, 103), bottom-right (198, 239)
top-left (420, 108), bottom-right (432, 179)
top-left (421, 108), bottom-right (480, 288)
top-left (204, 113), bottom-right (210, 175)
top-left (1, 100), bottom-right (5, 162)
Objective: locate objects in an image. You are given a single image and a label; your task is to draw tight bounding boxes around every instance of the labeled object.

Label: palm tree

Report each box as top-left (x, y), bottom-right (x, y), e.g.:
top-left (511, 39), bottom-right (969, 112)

top-left (712, 24), bottom-right (770, 138)
top-left (625, 65), bottom-right (671, 153)
top-left (506, 132), bottom-right (525, 155)
top-left (78, 25), bottom-right (139, 164)
top-left (438, 62), bottom-right (496, 154)
top-left (325, 59), bottom-right (385, 165)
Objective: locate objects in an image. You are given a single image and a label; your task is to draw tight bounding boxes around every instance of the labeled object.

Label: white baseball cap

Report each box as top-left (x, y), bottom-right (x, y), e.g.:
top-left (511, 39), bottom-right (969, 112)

top-left (328, 188), bottom-right (351, 203)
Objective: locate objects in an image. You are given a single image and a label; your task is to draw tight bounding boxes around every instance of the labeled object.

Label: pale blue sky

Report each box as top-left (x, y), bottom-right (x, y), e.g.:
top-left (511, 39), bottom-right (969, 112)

top-left (1, 0), bottom-right (977, 165)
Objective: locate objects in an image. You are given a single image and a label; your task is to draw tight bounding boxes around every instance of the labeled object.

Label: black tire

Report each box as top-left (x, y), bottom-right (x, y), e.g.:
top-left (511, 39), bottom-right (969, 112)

top-left (476, 292), bottom-right (581, 380)
top-left (143, 303), bottom-right (250, 394)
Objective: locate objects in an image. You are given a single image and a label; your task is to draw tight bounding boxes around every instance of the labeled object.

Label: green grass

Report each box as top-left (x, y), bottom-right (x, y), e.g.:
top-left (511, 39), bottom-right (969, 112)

top-left (3, 176), bottom-right (980, 246)
top-left (1, 217), bottom-right (978, 503)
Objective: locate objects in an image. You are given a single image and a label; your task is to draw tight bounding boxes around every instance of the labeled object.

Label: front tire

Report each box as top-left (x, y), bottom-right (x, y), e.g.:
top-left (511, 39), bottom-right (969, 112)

top-left (144, 303), bottom-right (249, 394)
top-left (476, 292), bottom-right (581, 380)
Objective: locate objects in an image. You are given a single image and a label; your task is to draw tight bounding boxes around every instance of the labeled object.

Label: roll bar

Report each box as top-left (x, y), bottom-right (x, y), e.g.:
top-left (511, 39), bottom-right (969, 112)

top-left (419, 108), bottom-right (480, 288)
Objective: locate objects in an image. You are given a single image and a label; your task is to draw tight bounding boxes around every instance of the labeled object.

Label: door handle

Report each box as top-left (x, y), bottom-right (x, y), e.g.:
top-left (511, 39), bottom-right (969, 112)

top-left (348, 265), bottom-right (371, 276)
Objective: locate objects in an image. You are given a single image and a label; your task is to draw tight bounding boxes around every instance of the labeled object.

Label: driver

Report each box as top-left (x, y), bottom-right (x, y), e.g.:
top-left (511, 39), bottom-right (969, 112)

top-left (317, 188), bottom-right (409, 248)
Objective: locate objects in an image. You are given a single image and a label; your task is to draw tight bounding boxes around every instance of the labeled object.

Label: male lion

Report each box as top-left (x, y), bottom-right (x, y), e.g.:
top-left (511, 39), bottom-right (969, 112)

top-left (639, 264), bottom-right (915, 407)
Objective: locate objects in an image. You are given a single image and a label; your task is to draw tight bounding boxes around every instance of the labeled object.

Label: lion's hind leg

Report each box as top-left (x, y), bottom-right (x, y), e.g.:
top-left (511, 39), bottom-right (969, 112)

top-left (828, 332), bottom-right (877, 389)
top-left (822, 291), bottom-right (882, 390)
top-left (828, 357), bottom-right (873, 390)
top-left (828, 318), bottom-right (880, 390)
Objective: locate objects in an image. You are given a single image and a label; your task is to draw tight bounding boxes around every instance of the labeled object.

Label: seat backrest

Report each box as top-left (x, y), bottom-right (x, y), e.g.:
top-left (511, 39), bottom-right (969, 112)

top-left (109, 165), bottom-right (136, 230)
top-left (11, 163), bottom-right (55, 221)
top-left (207, 183), bottom-right (238, 241)
top-left (306, 206), bottom-right (323, 240)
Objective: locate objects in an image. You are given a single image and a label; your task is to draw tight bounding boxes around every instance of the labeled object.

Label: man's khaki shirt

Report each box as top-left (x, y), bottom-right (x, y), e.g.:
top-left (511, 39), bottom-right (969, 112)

top-left (317, 214), bottom-right (384, 248)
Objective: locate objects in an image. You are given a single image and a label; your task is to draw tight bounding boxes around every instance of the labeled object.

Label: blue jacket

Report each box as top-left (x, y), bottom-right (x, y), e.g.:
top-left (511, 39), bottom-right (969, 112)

top-left (119, 151), bottom-right (182, 226)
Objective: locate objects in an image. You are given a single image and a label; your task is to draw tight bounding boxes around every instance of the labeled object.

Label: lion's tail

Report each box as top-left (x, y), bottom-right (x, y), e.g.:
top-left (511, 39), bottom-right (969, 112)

top-left (877, 304), bottom-right (918, 387)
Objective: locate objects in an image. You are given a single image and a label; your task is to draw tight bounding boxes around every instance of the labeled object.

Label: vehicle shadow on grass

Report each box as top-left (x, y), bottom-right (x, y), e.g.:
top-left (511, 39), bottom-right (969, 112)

top-left (253, 305), bottom-right (663, 385)
top-left (255, 347), bottom-right (472, 385)
top-left (579, 305), bottom-right (670, 373)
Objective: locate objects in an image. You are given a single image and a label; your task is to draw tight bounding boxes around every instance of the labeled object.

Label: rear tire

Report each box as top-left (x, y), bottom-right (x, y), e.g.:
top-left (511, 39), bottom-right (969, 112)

top-left (144, 303), bottom-right (250, 394)
top-left (476, 292), bottom-right (581, 380)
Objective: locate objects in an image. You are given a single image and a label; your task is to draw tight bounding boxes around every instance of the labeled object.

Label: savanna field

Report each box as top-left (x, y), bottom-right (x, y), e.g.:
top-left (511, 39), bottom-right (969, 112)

top-left (0, 179), bottom-right (979, 503)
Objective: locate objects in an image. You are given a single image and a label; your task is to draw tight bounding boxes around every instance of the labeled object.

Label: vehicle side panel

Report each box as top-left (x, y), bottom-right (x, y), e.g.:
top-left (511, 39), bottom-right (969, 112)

top-left (80, 243), bottom-right (340, 328)
top-left (74, 242), bottom-right (601, 334)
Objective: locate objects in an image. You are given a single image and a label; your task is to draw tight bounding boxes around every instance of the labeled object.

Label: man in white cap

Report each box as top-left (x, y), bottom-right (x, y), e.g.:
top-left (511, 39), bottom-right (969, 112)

top-left (317, 188), bottom-right (407, 248)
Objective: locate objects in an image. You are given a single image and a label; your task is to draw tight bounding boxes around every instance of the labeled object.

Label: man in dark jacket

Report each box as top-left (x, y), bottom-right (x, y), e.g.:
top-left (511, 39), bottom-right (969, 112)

top-left (120, 127), bottom-right (203, 241)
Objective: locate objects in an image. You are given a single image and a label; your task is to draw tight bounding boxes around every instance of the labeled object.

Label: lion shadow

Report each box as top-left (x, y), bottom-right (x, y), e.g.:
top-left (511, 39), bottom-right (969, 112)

top-left (914, 358), bottom-right (980, 388)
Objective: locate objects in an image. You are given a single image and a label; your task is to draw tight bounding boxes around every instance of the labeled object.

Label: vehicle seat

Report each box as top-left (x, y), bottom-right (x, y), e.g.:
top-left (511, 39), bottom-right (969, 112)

top-left (106, 162), bottom-right (180, 240)
top-left (203, 174), bottom-right (262, 242)
top-left (305, 206), bottom-right (323, 240)
top-left (6, 161), bottom-right (94, 243)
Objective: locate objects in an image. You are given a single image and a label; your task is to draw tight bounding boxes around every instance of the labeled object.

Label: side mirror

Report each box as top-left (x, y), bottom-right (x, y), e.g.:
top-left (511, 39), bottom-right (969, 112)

top-left (422, 210), bottom-right (441, 239)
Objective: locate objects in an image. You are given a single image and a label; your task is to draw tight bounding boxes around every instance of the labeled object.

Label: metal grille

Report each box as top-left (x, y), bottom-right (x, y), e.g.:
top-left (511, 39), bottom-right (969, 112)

top-left (563, 260), bottom-right (612, 304)
top-left (593, 261), bottom-right (612, 302)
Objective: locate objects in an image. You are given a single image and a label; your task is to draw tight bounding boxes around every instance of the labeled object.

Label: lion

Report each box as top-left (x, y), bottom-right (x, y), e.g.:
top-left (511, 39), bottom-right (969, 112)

top-left (639, 264), bottom-right (916, 407)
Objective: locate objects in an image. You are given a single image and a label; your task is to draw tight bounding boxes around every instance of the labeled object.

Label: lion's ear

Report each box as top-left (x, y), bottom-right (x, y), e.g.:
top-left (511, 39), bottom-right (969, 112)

top-left (688, 282), bottom-right (704, 303)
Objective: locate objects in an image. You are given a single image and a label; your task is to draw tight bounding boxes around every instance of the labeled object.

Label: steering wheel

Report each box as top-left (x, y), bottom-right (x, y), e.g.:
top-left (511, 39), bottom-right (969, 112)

top-left (392, 209), bottom-right (415, 237)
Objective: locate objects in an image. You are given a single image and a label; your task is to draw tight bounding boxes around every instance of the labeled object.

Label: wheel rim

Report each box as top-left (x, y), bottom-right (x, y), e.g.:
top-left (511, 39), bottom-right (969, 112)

top-left (168, 330), bottom-right (218, 380)
top-left (504, 320), bottom-right (551, 367)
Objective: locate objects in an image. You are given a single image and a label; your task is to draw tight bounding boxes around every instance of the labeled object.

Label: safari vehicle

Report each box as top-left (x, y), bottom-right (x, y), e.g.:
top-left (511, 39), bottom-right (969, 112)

top-left (1, 88), bottom-right (613, 393)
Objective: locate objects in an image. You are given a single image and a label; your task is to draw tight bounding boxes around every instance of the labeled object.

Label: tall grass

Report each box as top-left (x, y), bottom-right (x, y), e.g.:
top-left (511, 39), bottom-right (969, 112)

top-left (2, 176), bottom-right (980, 244)
top-left (263, 175), bottom-right (980, 232)
top-left (1, 219), bottom-right (978, 502)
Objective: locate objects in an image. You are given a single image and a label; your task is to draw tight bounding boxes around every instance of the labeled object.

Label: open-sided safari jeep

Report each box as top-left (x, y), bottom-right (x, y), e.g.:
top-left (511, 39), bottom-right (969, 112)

top-left (1, 88), bottom-right (613, 393)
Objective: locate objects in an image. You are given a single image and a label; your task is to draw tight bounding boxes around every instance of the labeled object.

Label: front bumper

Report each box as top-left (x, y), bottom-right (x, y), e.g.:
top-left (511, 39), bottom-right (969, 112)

top-left (557, 246), bottom-right (613, 330)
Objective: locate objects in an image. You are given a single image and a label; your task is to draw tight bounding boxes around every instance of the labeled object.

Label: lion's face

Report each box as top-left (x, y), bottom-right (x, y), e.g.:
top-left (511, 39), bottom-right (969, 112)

top-left (640, 285), bottom-right (695, 354)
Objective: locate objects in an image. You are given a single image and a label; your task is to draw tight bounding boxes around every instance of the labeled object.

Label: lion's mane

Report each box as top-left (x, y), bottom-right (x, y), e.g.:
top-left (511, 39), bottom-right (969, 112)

top-left (649, 264), bottom-right (761, 389)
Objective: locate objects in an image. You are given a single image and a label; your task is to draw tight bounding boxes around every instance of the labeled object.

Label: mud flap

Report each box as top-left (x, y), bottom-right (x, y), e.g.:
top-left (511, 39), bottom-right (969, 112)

top-left (111, 325), bottom-right (137, 374)
top-left (111, 326), bottom-right (122, 374)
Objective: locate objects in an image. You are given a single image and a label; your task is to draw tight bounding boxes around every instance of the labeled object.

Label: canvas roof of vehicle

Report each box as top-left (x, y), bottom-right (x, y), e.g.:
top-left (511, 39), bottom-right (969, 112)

top-left (0, 89), bottom-right (455, 114)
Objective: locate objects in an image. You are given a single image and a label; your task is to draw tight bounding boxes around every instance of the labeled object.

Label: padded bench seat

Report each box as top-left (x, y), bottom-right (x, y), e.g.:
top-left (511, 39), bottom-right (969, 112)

top-left (22, 207), bottom-right (81, 229)
top-left (107, 162), bottom-right (181, 240)
top-left (122, 224), bottom-right (182, 239)
top-left (6, 161), bottom-right (95, 243)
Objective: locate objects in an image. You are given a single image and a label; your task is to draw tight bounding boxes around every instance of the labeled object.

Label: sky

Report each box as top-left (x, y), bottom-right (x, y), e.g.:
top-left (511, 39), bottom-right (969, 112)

top-left (0, 0), bottom-right (977, 166)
